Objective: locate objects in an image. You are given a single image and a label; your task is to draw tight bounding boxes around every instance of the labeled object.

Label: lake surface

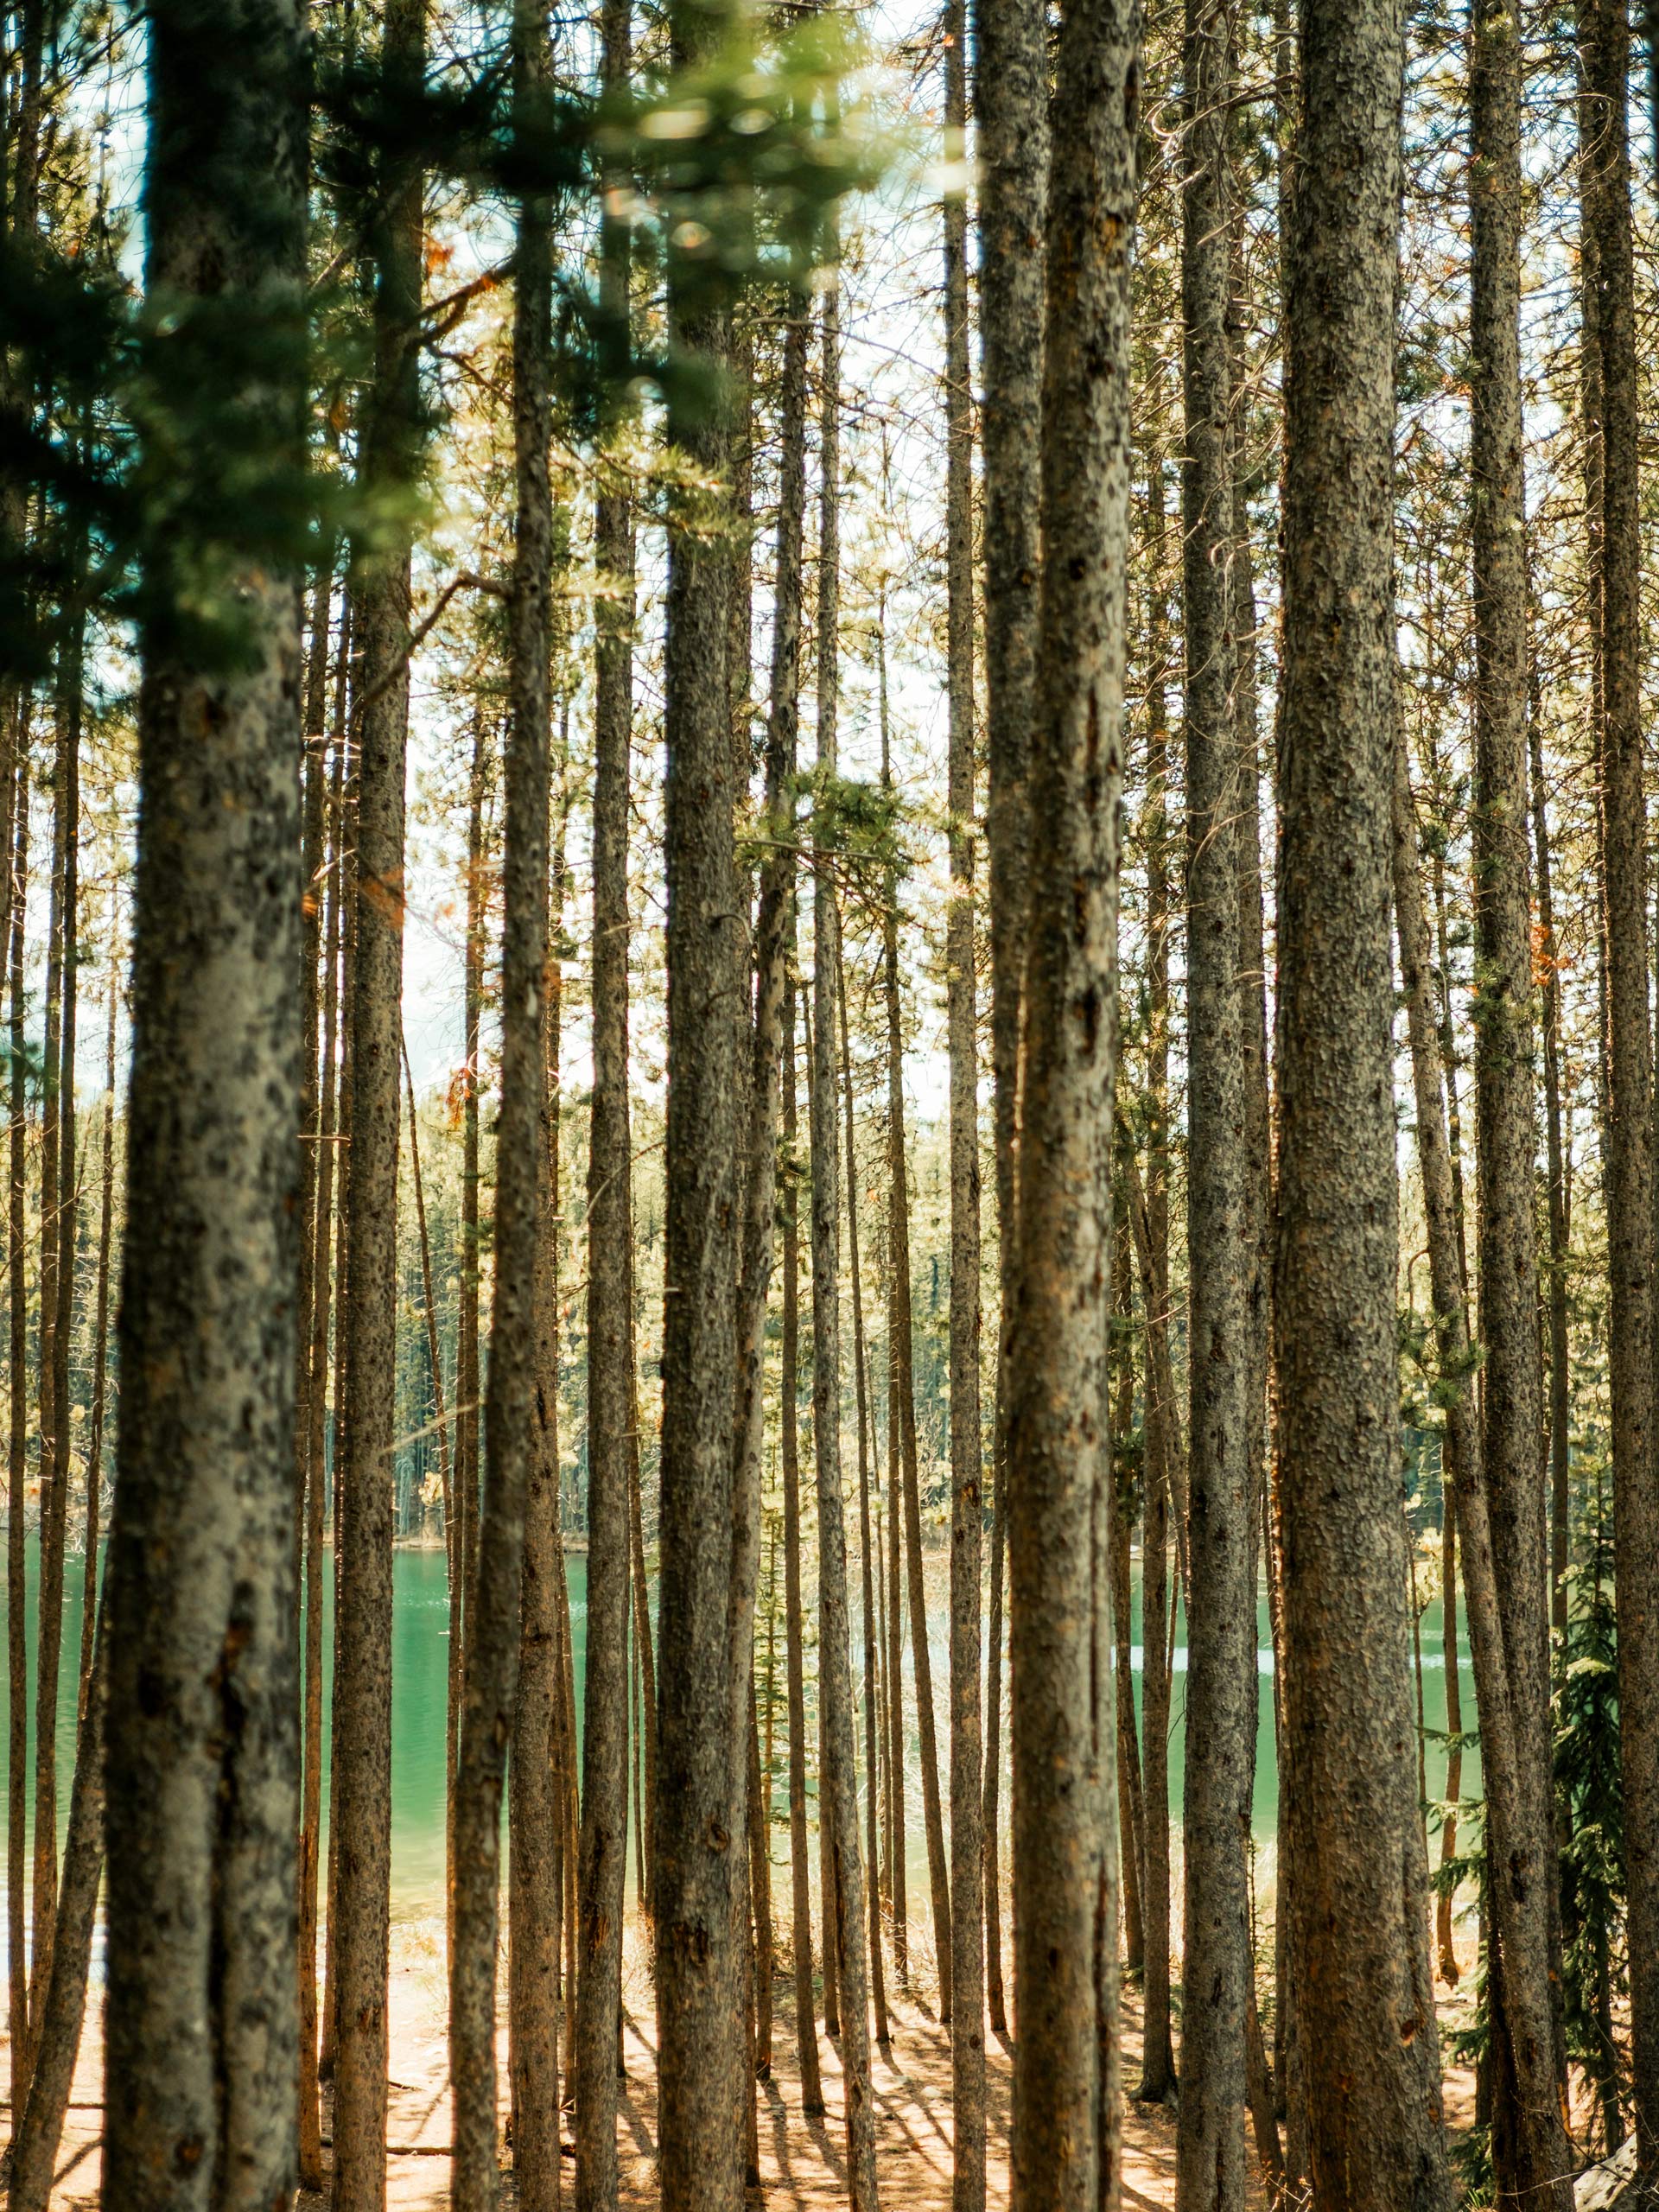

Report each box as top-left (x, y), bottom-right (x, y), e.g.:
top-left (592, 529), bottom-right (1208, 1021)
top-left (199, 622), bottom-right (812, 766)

top-left (4, 1537), bottom-right (1479, 1934)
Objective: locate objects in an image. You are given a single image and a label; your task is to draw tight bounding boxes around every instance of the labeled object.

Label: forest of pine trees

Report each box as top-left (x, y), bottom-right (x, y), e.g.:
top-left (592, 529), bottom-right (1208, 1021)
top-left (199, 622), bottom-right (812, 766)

top-left (5, 0), bottom-right (1659, 2202)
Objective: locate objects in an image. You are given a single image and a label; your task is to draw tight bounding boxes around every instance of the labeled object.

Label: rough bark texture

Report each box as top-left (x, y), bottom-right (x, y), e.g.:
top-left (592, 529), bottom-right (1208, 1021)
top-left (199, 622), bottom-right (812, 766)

top-left (972, 0), bottom-right (1047, 2047)
top-left (1174, 0), bottom-right (1253, 2194)
top-left (449, 9), bottom-right (553, 2202)
top-left (808, 367), bottom-right (880, 2201)
top-left (1529, 712), bottom-right (1571, 1640)
top-left (333, 2), bottom-right (423, 2196)
top-left (780, 968), bottom-right (825, 2118)
top-left (654, 14), bottom-right (744, 2185)
top-left (1274, 0), bottom-right (1451, 2184)
top-left (942, 9), bottom-right (985, 2196)
top-left (1007, 0), bottom-right (1138, 2197)
top-left (878, 619), bottom-right (908, 1990)
top-left (1581, 0), bottom-right (1659, 2167)
top-left (4, 739), bottom-right (25, 2105)
top-left (576, 1), bottom-right (636, 2194)
top-left (105, 6), bottom-right (306, 2201)
top-left (1468, 0), bottom-right (1570, 2188)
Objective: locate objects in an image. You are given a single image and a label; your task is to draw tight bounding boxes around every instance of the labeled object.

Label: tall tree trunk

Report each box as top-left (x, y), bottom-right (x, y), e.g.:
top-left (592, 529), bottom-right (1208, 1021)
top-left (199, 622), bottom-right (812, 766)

top-left (449, 22), bottom-right (553, 2185)
top-left (808, 365), bottom-right (881, 2199)
top-left (841, 955), bottom-right (890, 2050)
top-left (8, 1587), bottom-right (107, 2212)
top-left (29, 676), bottom-right (74, 2053)
top-left (972, 0), bottom-right (1046, 2057)
top-left (576, 3), bottom-right (636, 2197)
top-left (881, 712), bottom-right (950, 2018)
top-left (3, 734), bottom-right (22, 2109)
top-left (1274, 0), bottom-right (1451, 2181)
top-left (942, 4), bottom-right (984, 2183)
top-left (1126, 1146), bottom-right (1177, 2105)
top-left (512, 747), bottom-right (566, 2212)
top-left (654, 10), bottom-right (744, 2186)
top-left (1529, 715), bottom-right (1570, 1639)
top-left (77, 949), bottom-right (118, 1726)
top-left (1008, 0), bottom-right (1139, 2193)
top-left (1175, 0), bottom-right (1253, 2191)
top-left (1109, 1212), bottom-right (1145, 1980)
top-left (1468, 1), bottom-right (1571, 2187)
top-left (1581, 0), bottom-right (1659, 2165)
top-left (453, 714), bottom-right (487, 1961)
top-left (781, 967), bottom-right (825, 2116)
top-left (333, 0), bottom-right (424, 2191)
top-left (877, 594), bottom-right (908, 1991)
top-left (104, 3), bottom-right (306, 2197)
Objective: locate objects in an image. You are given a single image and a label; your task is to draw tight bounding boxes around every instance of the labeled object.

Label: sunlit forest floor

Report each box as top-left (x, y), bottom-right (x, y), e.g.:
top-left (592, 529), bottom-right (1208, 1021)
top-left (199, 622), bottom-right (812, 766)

top-left (5, 1906), bottom-right (1493, 2209)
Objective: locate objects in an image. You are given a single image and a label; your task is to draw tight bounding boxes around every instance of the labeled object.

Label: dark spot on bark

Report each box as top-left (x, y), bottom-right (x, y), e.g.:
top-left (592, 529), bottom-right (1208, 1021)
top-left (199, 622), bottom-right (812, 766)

top-left (175, 2136), bottom-right (206, 2173)
top-left (137, 1665), bottom-right (167, 1719)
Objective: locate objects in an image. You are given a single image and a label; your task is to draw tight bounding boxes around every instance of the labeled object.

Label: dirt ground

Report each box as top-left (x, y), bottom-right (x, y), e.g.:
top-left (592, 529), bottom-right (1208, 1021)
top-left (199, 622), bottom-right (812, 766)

top-left (4, 1903), bottom-right (1491, 2209)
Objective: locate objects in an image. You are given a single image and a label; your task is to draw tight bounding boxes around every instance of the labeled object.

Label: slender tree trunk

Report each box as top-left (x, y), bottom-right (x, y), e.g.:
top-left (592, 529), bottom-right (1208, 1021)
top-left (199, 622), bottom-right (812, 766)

top-left (453, 715), bottom-right (487, 1963)
top-left (28, 679), bottom-right (73, 2053)
top-left (1008, 0), bottom-right (1140, 2193)
top-left (1468, 0), bottom-right (1570, 2185)
top-left (2, 735), bottom-right (22, 2108)
top-left (104, 5), bottom-right (306, 2197)
top-left (1109, 1213), bottom-right (1146, 1980)
top-left (579, 9), bottom-right (641, 2202)
top-left (576, 3), bottom-right (637, 2196)
top-left (809, 426), bottom-right (881, 2201)
top-left (403, 1038), bottom-right (451, 1567)
top-left (7, 1587), bottom-right (107, 2212)
top-left (1127, 1147), bottom-right (1176, 2104)
top-left (512, 747), bottom-right (566, 2212)
top-left (841, 956), bottom-right (889, 2049)
top-left (941, 5), bottom-right (983, 2180)
top-left (1581, 0), bottom-right (1659, 2164)
top-left (878, 602), bottom-right (908, 1992)
top-left (333, 0), bottom-right (424, 2191)
top-left (972, 0), bottom-right (1046, 2058)
top-left (782, 968), bottom-right (825, 2115)
top-left (448, 26), bottom-right (553, 2186)
top-left (881, 712), bottom-right (950, 2019)
top-left (655, 15), bottom-right (745, 2184)
top-left (300, 701), bottom-right (344, 2185)
top-left (1274, 0), bottom-right (1452, 2179)
top-left (1529, 716), bottom-right (1570, 1640)
top-left (1175, 0), bottom-right (1253, 2190)
top-left (77, 950), bottom-right (118, 1726)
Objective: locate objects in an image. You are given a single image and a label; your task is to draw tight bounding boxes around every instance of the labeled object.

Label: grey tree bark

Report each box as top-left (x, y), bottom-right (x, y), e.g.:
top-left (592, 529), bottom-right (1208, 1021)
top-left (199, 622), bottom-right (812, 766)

top-left (449, 1), bottom-right (554, 2198)
top-left (1468, 0), bottom-right (1570, 2186)
top-left (1580, 0), bottom-right (1659, 2168)
top-left (942, 9), bottom-right (984, 2196)
top-left (971, 0), bottom-right (1046, 2055)
top-left (575, 3), bottom-right (636, 2199)
top-left (807, 308), bottom-right (880, 2203)
top-left (105, 5), bottom-right (306, 2199)
top-left (1007, 0), bottom-right (1140, 2196)
top-left (1174, 0), bottom-right (1253, 2193)
top-left (654, 12), bottom-right (745, 2187)
top-left (1274, 0), bottom-right (1451, 2181)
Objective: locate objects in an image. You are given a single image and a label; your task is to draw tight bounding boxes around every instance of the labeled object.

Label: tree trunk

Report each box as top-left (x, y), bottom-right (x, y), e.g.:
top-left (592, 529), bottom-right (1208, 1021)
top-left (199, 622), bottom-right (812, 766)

top-left (453, 714), bottom-right (487, 1963)
top-left (781, 968), bottom-right (826, 2116)
top-left (576, 3), bottom-right (636, 2196)
top-left (841, 950), bottom-right (889, 2050)
top-left (1109, 1212), bottom-right (1146, 1980)
top-left (1008, 0), bottom-right (1139, 2192)
top-left (1175, 0), bottom-right (1253, 2189)
top-left (942, 6), bottom-right (984, 2185)
top-left (1468, 0), bottom-right (1571, 2184)
top-left (333, 0), bottom-right (424, 2193)
top-left (1126, 1146), bottom-right (1177, 2105)
top-left (1529, 712), bottom-right (1570, 1641)
top-left (971, 0), bottom-right (1046, 2057)
top-left (1274, 0), bottom-right (1452, 2180)
top-left (877, 596), bottom-right (908, 1993)
top-left (654, 19), bottom-right (745, 2185)
top-left (8, 1588), bottom-right (107, 2212)
top-left (1581, 0), bottom-right (1659, 2166)
top-left (105, 6), bottom-right (306, 2200)
top-left (3, 735), bottom-right (23, 2107)
top-left (449, 9), bottom-right (553, 2202)
top-left (808, 393), bottom-right (881, 2200)
top-left (77, 949), bottom-right (118, 1726)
